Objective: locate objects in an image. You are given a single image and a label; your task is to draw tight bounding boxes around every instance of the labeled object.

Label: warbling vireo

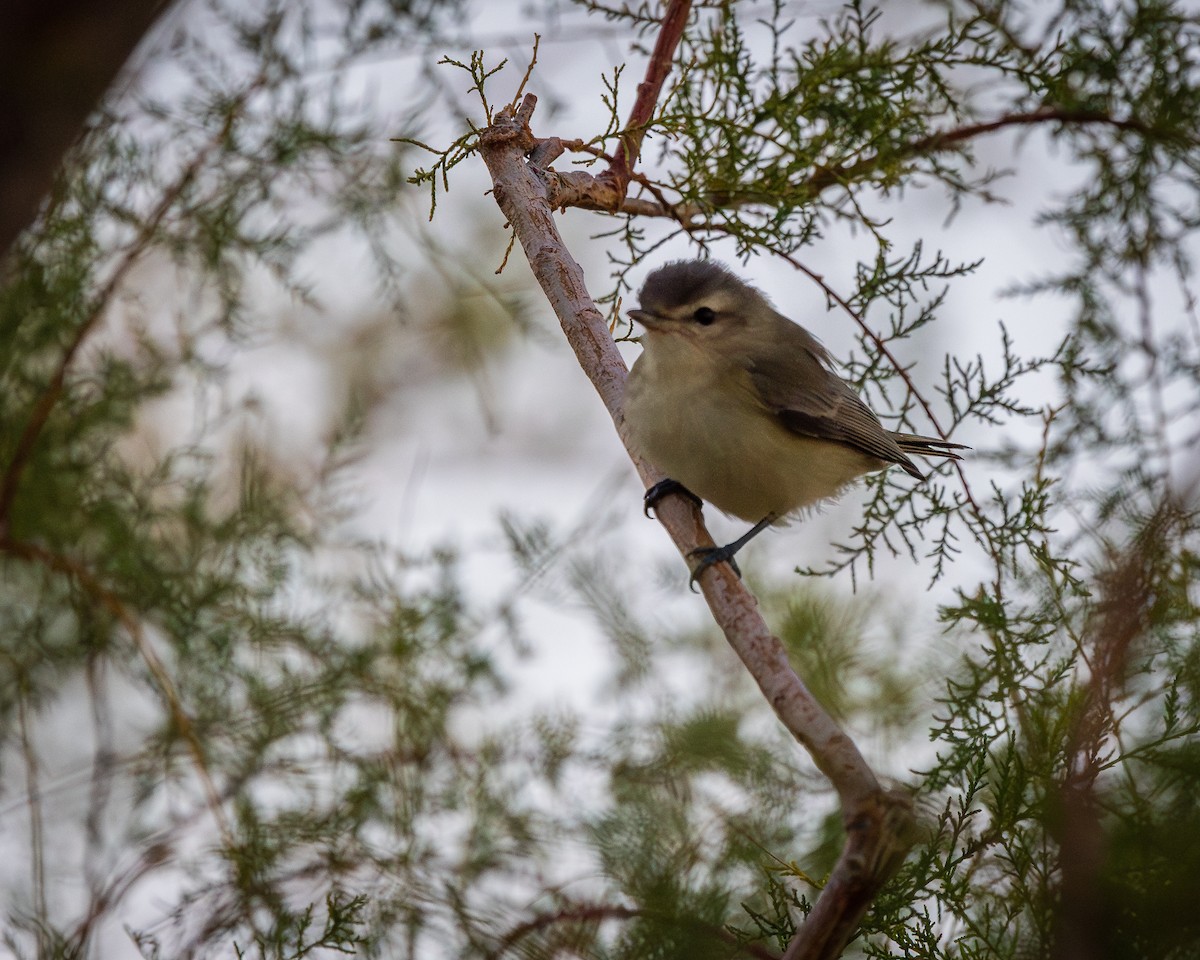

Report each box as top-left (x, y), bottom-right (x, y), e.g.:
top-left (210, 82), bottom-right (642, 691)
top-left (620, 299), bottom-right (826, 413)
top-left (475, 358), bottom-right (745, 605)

top-left (623, 259), bottom-right (967, 584)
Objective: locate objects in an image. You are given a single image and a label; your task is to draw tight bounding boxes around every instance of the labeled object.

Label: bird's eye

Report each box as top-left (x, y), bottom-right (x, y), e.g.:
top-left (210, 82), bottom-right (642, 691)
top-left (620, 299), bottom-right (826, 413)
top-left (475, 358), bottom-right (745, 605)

top-left (693, 307), bottom-right (716, 325)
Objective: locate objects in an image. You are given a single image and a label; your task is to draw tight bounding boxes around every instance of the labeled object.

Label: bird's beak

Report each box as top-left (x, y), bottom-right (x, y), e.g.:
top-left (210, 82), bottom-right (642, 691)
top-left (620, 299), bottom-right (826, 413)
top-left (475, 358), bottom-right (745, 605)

top-left (628, 308), bottom-right (666, 330)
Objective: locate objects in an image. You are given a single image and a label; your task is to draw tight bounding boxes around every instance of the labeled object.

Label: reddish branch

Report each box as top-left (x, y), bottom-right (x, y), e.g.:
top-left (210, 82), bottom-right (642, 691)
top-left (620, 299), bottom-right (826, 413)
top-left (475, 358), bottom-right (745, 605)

top-left (530, 0), bottom-right (691, 215)
top-left (804, 107), bottom-right (1152, 197)
top-left (553, 106), bottom-right (1151, 222)
top-left (599, 0), bottom-right (692, 198)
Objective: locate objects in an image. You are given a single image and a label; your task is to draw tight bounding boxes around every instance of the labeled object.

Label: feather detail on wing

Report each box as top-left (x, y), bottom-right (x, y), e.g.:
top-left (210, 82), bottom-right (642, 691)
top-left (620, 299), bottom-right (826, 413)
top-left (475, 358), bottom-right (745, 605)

top-left (746, 314), bottom-right (967, 481)
top-left (891, 433), bottom-right (970, 469)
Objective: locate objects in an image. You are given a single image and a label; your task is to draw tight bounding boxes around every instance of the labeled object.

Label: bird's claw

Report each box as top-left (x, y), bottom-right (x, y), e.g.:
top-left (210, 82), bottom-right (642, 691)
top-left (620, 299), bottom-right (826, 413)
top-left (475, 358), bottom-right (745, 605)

top-left (686, 545), bottom-right (742, 592)
top-left (643, 478), bottom-right (703, 518)
top-left (642, 481), bottom-right (752, 590)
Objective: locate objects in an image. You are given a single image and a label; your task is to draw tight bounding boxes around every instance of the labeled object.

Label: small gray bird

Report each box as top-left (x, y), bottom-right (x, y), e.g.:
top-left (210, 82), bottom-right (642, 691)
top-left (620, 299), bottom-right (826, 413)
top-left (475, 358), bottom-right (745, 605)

top-left (623, 259), bottom-right (966, 584)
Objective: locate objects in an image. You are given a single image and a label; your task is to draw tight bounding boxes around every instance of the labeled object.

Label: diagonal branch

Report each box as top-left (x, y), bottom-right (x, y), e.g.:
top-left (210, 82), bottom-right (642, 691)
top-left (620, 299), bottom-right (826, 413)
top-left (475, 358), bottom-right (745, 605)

top-left (598, 0), bottom-right (692, 198)
top-left (479, 92), bottom-right (912, 960)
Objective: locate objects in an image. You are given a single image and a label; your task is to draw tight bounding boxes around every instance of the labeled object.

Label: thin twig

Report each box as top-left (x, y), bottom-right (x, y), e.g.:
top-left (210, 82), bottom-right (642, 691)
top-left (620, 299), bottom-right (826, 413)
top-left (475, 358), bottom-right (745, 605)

top-left (552, 108), bottom-right (1159, 223)
top-left (766, 250), bottom-right (1002, 602)
top-left (507, 33), bottom-right (541, 111)
top-left (779, 254), bottom-right (981, 505)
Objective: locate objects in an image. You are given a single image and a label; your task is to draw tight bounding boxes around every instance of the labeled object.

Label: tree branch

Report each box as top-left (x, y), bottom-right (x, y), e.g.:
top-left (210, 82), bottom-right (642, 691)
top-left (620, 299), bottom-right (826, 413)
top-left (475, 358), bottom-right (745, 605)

top-left (479, 92), bottom-right (911, 960)
top-left (598, 0), bottom-right (692, 198)
top-left (546, 107), bottom-right (1155, 222)
top-left (802, 108), bottom-right (1155, 198)
top-left (0, 0), bottom-right (170, 261)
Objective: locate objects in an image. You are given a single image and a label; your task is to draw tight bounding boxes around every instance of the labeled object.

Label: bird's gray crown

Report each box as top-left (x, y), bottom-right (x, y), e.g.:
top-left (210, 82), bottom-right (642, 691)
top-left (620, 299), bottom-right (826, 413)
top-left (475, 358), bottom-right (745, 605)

top-left (637, 259), bottom-right (762, 313)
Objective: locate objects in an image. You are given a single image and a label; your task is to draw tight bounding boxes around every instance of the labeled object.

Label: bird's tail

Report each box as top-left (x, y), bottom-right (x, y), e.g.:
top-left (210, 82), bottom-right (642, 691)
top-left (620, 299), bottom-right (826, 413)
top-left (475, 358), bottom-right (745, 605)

top-left (890, 432), bottom-right (970, 480)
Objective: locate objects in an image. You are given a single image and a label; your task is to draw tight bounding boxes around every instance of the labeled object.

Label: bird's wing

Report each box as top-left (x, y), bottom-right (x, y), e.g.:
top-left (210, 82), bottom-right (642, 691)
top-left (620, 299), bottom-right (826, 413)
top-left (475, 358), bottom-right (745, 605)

top-left (746, 318), bottom-right (922, 478)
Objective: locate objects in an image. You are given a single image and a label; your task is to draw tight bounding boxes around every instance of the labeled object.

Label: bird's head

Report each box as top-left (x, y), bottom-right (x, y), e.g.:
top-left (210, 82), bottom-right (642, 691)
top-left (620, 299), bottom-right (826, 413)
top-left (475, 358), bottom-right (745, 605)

top-left (628, 260), bottom-right (769, 340)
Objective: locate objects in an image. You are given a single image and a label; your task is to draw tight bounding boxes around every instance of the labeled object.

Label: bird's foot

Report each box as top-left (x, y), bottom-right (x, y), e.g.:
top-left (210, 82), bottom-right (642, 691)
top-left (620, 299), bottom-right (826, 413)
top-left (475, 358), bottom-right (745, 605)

top-left (643, 478), bottom-right (703, 518)
top-left (686, 545), bottom-right (742, 592)
top-left (683, 514), bottom-right (776, 592)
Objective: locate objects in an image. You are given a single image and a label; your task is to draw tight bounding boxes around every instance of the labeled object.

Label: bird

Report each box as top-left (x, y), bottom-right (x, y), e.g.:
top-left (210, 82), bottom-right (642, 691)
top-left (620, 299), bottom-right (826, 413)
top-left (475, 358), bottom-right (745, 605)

top-left (622, 259), bottom-right (967, 586)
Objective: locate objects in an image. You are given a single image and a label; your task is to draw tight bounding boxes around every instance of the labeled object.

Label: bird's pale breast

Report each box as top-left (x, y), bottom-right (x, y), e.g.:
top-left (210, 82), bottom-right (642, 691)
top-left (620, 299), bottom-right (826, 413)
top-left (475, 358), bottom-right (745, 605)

top-left (624, 338), bottom-right (880, 521)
